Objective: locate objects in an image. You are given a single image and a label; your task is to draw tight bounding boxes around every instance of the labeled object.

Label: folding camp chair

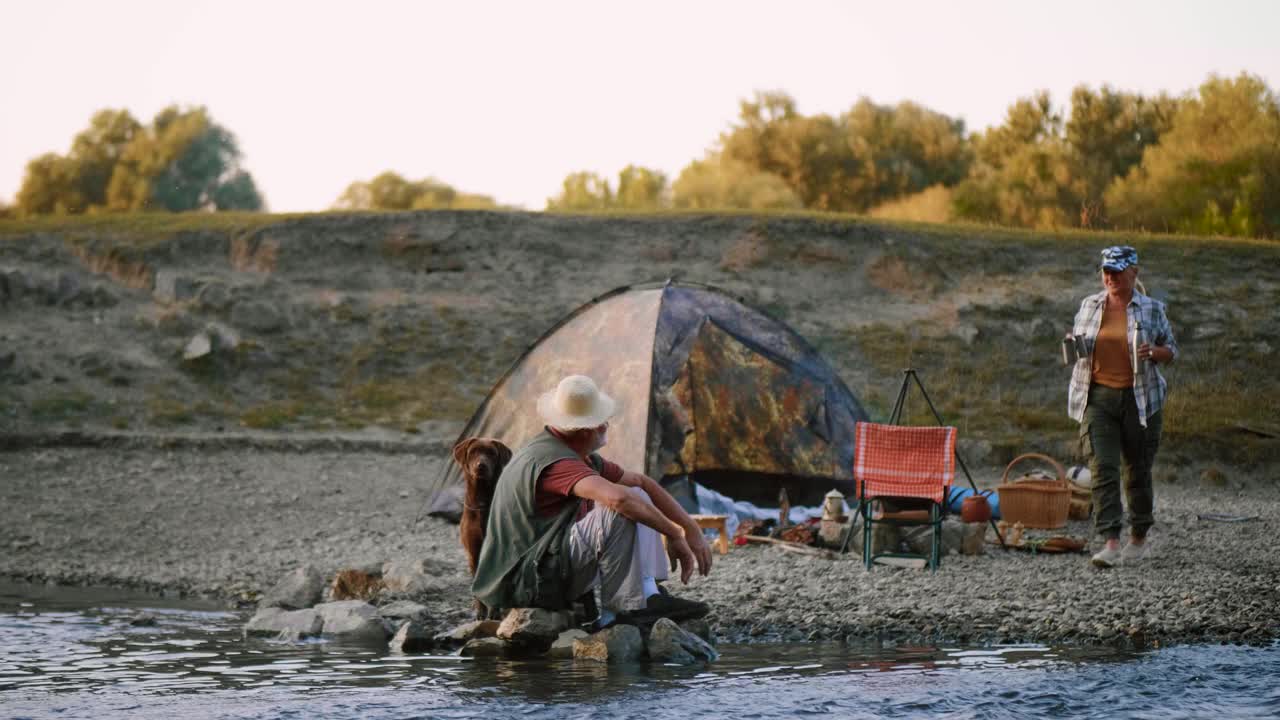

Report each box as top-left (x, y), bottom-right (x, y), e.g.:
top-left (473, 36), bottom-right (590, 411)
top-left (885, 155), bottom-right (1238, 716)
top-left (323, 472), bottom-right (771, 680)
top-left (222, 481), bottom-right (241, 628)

top-left (839, 369), bottom-right (1006, 563)
top-left (854, 421), bottom-right (956, 570)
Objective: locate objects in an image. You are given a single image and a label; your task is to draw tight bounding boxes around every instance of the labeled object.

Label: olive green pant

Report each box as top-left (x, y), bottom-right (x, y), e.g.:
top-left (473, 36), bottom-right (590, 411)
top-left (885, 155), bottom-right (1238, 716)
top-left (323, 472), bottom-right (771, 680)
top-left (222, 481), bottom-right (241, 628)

top-left (1081, 384), bottom-right (1162, 540)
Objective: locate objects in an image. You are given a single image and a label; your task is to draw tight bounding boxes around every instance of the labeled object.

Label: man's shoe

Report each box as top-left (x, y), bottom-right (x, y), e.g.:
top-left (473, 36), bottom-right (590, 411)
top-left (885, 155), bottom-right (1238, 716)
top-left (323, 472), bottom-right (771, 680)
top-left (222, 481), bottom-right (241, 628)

top-left (1091, 545), bottom-right (1122, 568)
top-left (587, 614), bottom-right (618, 633)
top-left (617, 592), bottom-right (710, 625)
top-left (1120, 540), bottom-right (1148, 564)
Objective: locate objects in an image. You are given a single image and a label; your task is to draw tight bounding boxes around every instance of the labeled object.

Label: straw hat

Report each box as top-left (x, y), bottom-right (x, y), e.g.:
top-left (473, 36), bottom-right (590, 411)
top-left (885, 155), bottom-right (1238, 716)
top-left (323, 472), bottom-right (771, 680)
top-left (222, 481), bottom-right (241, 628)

top-left (537, 375), bottom-right (616, 430)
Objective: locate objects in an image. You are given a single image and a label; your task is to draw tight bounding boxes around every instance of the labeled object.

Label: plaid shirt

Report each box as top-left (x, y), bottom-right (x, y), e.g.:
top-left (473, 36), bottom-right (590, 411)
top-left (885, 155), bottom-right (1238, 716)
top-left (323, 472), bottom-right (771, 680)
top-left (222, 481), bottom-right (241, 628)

top-left (1068, 290), bottom-right (1178, 427)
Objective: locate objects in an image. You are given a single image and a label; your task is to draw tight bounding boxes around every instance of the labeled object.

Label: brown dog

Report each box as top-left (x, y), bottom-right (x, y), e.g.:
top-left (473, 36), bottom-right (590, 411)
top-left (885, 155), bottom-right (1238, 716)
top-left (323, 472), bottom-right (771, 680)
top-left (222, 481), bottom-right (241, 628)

top-left (452, 437), bottom-right (512, 577)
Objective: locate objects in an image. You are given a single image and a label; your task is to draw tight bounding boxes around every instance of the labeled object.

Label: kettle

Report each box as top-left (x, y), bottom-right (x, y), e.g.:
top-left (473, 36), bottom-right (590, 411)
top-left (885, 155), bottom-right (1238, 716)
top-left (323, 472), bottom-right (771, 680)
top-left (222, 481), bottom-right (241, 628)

top-left (960, 491), bottom-right (994, 524)
top-left (822, 489), bottom-right (845, 521)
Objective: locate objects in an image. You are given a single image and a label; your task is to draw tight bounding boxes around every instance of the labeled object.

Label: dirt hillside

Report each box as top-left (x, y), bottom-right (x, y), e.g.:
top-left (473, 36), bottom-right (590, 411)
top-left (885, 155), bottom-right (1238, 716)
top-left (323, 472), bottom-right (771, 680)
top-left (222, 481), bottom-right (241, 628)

top-left (2, 210), bottom-right (1278, 468)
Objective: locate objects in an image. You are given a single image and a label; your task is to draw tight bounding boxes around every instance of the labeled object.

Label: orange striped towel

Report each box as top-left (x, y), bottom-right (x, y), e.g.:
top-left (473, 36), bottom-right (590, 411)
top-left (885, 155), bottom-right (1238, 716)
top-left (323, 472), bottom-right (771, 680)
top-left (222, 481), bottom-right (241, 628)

top-left (853, 422), bottom-right (957, 503)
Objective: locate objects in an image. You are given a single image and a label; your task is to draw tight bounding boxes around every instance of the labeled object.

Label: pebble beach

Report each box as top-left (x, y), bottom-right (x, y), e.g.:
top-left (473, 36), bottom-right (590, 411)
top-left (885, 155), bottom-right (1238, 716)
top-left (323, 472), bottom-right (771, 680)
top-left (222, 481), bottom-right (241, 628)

top-left (3, 440), bottom-right (1277, 648)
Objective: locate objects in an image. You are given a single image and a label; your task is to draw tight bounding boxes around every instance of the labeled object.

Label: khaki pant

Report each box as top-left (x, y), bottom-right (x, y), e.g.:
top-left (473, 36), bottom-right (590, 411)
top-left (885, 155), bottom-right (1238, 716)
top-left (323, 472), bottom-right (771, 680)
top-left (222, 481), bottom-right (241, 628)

top-left (567, 487), bottom-right (669, 613)
top-left (1082, 384), bottom-right (1162, 540)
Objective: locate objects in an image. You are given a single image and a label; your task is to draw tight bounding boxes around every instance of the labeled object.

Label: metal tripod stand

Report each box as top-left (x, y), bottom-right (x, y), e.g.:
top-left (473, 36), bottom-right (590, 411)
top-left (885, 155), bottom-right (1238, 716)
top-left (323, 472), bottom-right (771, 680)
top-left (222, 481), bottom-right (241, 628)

top-left (841, 368), bottom-right (1007, 554)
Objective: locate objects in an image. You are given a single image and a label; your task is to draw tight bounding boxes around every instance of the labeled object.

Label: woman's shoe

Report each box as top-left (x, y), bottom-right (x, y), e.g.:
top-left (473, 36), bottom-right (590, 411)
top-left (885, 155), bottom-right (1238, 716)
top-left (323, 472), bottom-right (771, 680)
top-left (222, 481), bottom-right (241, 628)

top-left (1120, 540), bottom-right (1148, 564)
top-left (1091, 545), bottom-right (1122, 568)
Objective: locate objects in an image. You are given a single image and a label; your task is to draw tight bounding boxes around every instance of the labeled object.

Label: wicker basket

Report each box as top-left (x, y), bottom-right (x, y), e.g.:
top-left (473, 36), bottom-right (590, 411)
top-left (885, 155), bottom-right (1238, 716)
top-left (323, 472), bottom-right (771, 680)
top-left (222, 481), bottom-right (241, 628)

top-left (997, 453), bottom-right (1071, 529)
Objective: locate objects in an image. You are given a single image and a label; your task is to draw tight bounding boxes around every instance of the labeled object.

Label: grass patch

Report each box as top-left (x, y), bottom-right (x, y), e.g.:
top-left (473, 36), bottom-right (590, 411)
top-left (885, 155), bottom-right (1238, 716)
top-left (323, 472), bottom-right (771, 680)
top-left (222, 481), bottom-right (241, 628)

top-left (8, 208), bottom-right (1277, 250)
top-left (1, 211), bottom-right (303, 244)
top-left (849, 322), bottom-right (1076, 449)
top-left (30, 390), bottom-right (100, 423)
top-left (146, 395), bottom-right (196, 426)
top-left (868, 185), bottom-right (954, 224)
top-left (240, 400), bottom-right (307, 430)
top-left (1159, 335), bottom-right (1272, 454)
top-left (337, 362), bottom-right (478, 429)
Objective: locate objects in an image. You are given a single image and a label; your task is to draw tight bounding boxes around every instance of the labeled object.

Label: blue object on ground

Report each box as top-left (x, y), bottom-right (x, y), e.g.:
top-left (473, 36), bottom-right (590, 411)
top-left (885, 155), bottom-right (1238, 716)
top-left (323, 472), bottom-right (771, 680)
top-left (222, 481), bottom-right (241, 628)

top-left (944, 486), bottom-right (1001, 519)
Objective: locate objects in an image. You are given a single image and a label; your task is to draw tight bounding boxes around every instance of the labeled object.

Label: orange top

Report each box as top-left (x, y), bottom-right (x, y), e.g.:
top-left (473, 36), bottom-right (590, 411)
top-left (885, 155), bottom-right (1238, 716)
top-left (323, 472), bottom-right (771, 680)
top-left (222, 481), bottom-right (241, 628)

top-left (1091, 301), bottom-right (1133, 388)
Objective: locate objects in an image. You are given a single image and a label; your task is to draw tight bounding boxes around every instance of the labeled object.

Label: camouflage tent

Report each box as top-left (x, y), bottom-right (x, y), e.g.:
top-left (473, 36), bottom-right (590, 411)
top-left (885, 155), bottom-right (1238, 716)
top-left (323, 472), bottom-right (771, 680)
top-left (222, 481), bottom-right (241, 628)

top-left (428, 280), bottom-right (869, 515)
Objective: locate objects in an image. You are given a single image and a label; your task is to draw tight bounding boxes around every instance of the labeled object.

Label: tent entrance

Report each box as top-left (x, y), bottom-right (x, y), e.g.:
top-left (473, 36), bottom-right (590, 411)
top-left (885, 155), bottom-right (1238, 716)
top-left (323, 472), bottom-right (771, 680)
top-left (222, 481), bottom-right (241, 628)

top-left (662, 470), bottom-right (852, 511)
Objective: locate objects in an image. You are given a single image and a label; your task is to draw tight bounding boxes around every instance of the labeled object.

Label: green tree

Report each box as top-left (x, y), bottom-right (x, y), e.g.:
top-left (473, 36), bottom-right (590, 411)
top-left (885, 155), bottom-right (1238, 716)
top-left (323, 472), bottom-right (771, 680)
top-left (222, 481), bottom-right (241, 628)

top-left (671, 155), bottom-right (801, 210)
top-left (840, 98), bottom-right (971, 210)
top-left (333, 171), bottom-right (497, 210)
top-left (367, 171), bottom-right (426, 210)
top-left (1105, 73), bottom-right (1280, 238)
top-left (546, 166), bottom-right (672, 211)
top-left (952, 92), bottom-right (1077, 228)
top-left (715, 91), bottom-right (969, 213)
top-left (546, 171), bottom-right (614, 210)
top-left (614, 165), bottom-right (667, 209)
top-left (15, 154), bottom-right (83, 215)
top-left (953, 87), bottom-right (1185, 230)
top-left (132, 108), bottom-right (253, 211)
top-left (16, 105), bottom-right (262, 216)
top-left (212, 171), bottom-right (265, 211)
top-left (720, 92), bottom-right (854, 210)
top-left (1065, 86), bottom-right (1178, 226)
top-left (74, 110), bottom-right (143, 206)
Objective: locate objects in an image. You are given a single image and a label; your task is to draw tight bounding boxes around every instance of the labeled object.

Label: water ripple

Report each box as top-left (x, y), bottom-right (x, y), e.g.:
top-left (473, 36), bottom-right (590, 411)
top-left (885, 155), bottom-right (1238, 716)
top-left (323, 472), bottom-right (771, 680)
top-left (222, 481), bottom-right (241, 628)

top-left (3, 581), bottom-right (1278, 719)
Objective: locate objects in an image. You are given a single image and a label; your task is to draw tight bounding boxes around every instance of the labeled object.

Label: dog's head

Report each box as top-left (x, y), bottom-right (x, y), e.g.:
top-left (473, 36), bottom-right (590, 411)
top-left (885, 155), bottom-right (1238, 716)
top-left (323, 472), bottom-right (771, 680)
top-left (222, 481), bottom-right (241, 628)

top-left (452, 437), bottom-right (512, 504)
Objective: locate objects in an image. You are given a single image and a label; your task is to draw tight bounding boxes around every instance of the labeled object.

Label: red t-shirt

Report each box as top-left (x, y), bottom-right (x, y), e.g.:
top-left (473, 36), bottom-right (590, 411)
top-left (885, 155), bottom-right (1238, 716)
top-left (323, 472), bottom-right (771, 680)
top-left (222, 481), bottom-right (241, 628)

top-left (536, 455), bottom-right (624, 521)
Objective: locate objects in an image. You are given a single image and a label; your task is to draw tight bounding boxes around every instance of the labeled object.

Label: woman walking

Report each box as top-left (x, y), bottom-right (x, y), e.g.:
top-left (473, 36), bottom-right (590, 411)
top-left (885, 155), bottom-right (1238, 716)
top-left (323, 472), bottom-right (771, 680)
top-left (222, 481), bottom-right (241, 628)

top-left (1066, 246), bottom-right (1178, 568)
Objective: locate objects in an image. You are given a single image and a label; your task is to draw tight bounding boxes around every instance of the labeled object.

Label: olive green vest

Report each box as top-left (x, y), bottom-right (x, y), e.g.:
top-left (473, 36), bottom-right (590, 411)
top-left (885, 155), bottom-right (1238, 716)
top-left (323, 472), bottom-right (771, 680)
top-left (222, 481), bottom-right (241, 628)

top-left (470, 429), bottom-right (603, 612)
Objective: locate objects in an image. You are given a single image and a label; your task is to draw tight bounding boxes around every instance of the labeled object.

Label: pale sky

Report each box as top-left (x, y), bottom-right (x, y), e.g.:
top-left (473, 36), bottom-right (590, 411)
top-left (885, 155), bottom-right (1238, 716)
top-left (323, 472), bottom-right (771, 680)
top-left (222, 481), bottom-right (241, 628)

top-left (2, 0), bottom-right (1277, 212)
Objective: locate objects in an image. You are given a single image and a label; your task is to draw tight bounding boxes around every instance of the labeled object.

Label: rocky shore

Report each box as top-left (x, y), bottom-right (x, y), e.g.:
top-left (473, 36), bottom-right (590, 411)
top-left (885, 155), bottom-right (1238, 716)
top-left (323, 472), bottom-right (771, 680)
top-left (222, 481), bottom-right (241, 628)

top-left (2, 441), bottom-right (1277, 649)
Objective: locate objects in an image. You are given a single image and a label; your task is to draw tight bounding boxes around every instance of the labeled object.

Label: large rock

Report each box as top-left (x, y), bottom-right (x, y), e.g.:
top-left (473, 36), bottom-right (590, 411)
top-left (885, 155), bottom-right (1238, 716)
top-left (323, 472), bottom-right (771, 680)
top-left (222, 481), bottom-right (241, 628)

top-left (433, 620), bottom-right (501, 649)
top-left (195, 280), bottom-right (231, 311)
top-left (818, 519), bottom-right (848, 547)
top-left (182, 332), bottom-right (213, 361)
top-left (496, 608), bottom-right (571, 647)
top-left (153, 269), bottom-right (201, 304)
top-left (1200, 467), bottom-right (1228, 488)
top-left (89, 285), bottom-right (117, 308)
top-left (230, 300), bottom-right (288, 333)
top-left (906, 515), bottom-right (983, 556)
top-left (460, 637), bottom-right (510, 657)
top-left (388, 620), bottom-right (434, 654)
top-left (548, 629), bottom-right (589, 659)
top-left (381, 557), bottom-right (443, 597)
top-left (259, 566), bottom-right (325, 610)
top-left (378, 600), bottom-right (429, 623)
top-left (182, 322), bottom-right (242, 361)
top-left (840, 516), bottom-right (900, 555)
top-left (244, 607), bottom-right (323, 639)
top-left (679, 618), bottom-right (716, 647)
top-left (0, 270), bottom-right (24, 304)
top-left (313, 600), bottom-right (391, 644)
top-left (205, 322), bottom-right (241, 350)
top-left (53, 272), bottom-right (82, 307)
top-left (647, 618), bottom-right (719, 664)
top-left (573, 624), bottom-right (644, 664)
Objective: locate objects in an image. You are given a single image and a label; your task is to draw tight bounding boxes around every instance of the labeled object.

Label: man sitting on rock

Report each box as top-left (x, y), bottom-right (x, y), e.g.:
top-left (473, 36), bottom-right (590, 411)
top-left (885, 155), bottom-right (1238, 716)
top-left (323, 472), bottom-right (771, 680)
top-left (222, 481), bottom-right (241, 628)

top-left (471, 374), bottom-right (713, 629)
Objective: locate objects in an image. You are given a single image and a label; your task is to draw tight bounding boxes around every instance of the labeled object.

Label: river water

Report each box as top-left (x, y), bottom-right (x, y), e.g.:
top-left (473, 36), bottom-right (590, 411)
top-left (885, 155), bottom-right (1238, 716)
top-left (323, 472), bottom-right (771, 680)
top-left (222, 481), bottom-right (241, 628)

top-left (2, 581), bottom-right (1277, 719)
